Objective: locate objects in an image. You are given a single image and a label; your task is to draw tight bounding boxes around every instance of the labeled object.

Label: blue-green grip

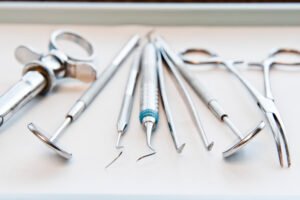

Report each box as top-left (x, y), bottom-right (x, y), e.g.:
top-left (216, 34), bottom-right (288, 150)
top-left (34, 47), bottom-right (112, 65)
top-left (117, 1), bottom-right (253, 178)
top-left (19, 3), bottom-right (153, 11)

top-left (139, 109), bottom-right (159, 124)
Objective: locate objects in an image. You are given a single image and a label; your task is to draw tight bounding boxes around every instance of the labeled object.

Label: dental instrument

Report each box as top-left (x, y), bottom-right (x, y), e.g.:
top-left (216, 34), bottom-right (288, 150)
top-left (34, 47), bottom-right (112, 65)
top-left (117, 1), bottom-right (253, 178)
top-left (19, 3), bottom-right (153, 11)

top-left (116, 47), bottom-right (142, 149)
top-left (28, 34), bottom-right (140, 159)
top-left (155, 36), bottom-right (265, 159)
top-left (0, 30), bottom-right (97, 130)
top-left (155, 43), bottom-right (186, 153)
top-left (180, 47), bottom-right (293, 167)
top-left (104, 47), bottom-right (142, 169)
top-left (246, 48), bottom-right (300, 167)
top-left (157, 44), bottom-right (214, 151)
top-left (139, 41), bottom-right (159, 154)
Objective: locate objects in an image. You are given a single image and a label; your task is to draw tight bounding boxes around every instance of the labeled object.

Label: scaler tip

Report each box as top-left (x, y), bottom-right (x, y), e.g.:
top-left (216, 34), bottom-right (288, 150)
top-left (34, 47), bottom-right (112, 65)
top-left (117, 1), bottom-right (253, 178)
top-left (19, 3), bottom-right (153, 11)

top-left (145, 121), bottom-right (155, 152)
top-left (176, 143), bottom-right (186, 154)
top-left (115, 131), bottom-right (124, 149)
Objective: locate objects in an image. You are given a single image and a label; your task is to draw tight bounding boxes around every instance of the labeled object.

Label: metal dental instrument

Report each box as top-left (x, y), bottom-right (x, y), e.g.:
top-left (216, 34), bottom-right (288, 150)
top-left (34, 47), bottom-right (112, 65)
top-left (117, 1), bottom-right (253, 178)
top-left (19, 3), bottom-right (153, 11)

top-left (155, 36), bottom-right (265, 158)
top-left (247, 48), bottom-right (300, 167)
top-left (28, 34), bottom-right (140, 159)
top-left (105, 46), bottom-right (142, 169)
top-left (180, 48), bottom-right (293, 167)
top-left (139, 40), bottom-right (159, 154)
top-left (157, 44), bottom-right (214, 151)
top-left (116, 47), bottom-right (142, 149)
top-left (155, 43), bottom-right (186, 153)
top-left (0, 30), bottom-right (97, 130)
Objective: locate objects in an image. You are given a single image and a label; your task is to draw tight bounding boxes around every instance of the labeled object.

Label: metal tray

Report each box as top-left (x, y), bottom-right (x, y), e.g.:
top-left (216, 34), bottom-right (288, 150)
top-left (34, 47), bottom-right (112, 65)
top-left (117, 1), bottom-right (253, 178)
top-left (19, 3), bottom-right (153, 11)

top-left (0, 2), bottom-right (300, 200)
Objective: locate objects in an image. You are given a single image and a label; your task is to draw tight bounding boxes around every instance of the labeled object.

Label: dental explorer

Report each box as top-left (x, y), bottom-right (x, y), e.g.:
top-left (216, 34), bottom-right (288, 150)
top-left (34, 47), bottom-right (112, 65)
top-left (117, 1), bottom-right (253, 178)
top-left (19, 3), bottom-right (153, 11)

top-left (116, 47), bottom-right (142, 149)
top-left (0, 30), bottom-right (97, 130)
top-left (28, 34), bottom-right (140, 159)
top-left (155, 36), bottom-right (265, 158)
top-left (157, 44), bottom-right (214, 151)
top-left (139, 40), bottom-right (159, 154)
top-left (155, 43), bottom-right (186, 153)
top-left (105, 47), bottom-right (142, 169)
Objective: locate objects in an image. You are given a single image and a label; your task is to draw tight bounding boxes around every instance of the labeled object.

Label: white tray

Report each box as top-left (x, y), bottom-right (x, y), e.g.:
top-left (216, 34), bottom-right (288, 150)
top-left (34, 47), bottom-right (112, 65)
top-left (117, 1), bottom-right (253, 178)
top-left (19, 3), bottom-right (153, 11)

top-left (0, 2), bottom-right (300, 200)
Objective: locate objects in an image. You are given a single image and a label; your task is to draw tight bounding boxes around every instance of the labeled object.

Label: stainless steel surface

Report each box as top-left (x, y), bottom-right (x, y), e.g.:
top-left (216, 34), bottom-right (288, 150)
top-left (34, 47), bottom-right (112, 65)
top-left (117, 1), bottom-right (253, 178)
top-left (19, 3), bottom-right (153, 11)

top-left (222, 121), bottom-right (266, 158)
top-left (66, 100), bottom-right (86, 121)
top-left (49, 30), bottom-right (95, 62)
top-left (28, 34), bottom-right (140, 159)
top-left (80, 34), bottom-right (140, 106)
top-left (0, 30), bottom-right (96, 131)
top-left (156, 44), bottom-right (186, 154)
top-left (0, 71), bottom-right (46, 126)
top-left (139, 42), bottom-right (159, 152)
top-left (246, 48), bottom-right (300, 167)
top-left (28, 121), bottom-right (72, 159)
top-left (159, 48), bottom-right (213, 151)
top-left (156, 36), bottom-right (266, 161)
top-left (140, 44), bottom-right (159, 115)
top-left (116, 47), bottom-right (142, 149)
top-left (179, 47), bottom-right (294, 167)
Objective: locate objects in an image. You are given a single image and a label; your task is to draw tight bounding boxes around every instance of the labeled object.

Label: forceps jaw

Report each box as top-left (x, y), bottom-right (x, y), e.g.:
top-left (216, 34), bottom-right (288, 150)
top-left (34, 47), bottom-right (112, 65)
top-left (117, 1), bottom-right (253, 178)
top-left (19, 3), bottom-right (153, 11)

top-left (28, 123), bottom-right (72, 160)
top-left (223, 121), bottom-right (265, 158)
top-left (265, 112), bottom-right (291, 168)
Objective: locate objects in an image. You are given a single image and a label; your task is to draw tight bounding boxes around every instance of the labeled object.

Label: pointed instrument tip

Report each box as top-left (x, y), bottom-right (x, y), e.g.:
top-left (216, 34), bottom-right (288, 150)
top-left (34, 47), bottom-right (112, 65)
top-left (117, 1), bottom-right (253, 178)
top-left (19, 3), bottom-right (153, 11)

top-left (146, 29), bottom-right (156, 42)
top-left (115, 131), bottom-right (124, 149)
top-left (176, 143), bottom-right (186, 154)
top-left (136, 152), bottom-right (156, 162)
top-left (105, 151), bottom-right (123, 169)
top-left (28, 122), bottom-right (36, 132)
top-left (207, 141), bottom-right (214, 151)
top-left (145, 122), bottom-right (155, 152)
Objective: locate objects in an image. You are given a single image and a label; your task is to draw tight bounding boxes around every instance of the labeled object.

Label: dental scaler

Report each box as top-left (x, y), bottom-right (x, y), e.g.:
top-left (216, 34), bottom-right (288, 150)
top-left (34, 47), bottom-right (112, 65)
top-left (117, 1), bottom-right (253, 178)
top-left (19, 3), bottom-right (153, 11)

top-left (139, 40), bottom-right (159, 153)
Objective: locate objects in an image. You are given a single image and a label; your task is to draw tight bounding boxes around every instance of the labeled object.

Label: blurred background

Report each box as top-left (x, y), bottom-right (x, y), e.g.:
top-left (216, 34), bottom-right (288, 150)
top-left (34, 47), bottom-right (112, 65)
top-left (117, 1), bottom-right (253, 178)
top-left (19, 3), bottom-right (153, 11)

top-left (4, 0), bottom-right (300, 3)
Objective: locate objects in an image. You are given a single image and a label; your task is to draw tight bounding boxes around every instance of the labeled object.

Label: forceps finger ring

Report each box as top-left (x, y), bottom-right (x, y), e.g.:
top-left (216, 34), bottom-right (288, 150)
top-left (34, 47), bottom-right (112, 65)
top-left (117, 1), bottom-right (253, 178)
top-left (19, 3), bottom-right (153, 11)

top-left (268, 48), bottom-right (300, 59)
top-left (179, 48), bottom-right (218, 66)
top-left (50, 30), bottom-right (95, 62)
top-left (179, 48), bottom-right (243, 67)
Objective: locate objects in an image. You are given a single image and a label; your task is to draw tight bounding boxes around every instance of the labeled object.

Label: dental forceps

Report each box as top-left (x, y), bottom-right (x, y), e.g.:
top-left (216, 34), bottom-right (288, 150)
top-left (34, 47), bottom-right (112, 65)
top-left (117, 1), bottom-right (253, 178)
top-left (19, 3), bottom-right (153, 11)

top-left (248, 48), bottom-right (300, 167)
top-left (155, 36), bottom-right (265, 159)
top-left (28, 34), bottom-right (140, 159)
top-left (180, 47), bottom-right (294, 167)
top-left (0, 30), bottom-right (97, 130)
top-left (254, 48), bottom-right (300, 101)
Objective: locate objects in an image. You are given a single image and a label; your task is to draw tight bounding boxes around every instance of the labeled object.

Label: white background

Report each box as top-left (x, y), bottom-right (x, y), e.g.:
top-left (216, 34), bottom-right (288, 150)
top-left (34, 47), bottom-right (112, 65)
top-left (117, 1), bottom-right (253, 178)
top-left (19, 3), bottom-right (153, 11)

top-left (0, 25), bottom-right (299, 198)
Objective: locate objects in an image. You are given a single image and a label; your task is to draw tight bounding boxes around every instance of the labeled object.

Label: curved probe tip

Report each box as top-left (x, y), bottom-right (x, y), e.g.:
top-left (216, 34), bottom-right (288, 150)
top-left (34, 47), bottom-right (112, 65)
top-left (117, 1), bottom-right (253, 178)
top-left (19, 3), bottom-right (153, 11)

top-left (176, 143), bottom-right (186, 154)
top-left (105, 151), bottom-right (123, 169)
top-left (137, 152), bottom-right (156, 162)
top-left (145, 122), bottom-right (155, 152)
top-left (207, 142), bottom-right (214, 151)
